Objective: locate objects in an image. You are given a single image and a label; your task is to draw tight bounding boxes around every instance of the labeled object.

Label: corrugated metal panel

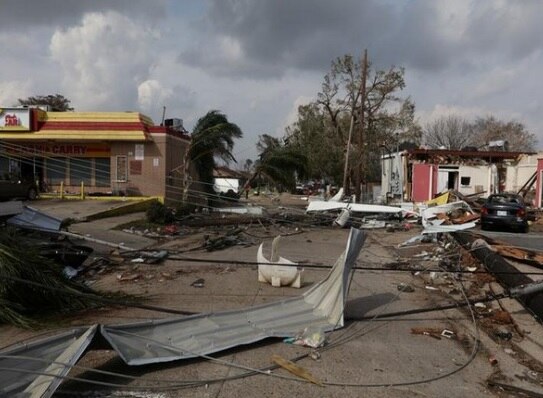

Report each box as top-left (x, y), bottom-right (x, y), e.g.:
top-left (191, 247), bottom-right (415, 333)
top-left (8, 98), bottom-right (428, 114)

top-left (7, 205), bottom-right (62, 232)
top-left (101, 228), bottom-right (367, 365)
top-left (0, 200), bottom-right (24, 217)
top-left (0, 228), bottom-right (367, 396)
top-left (0, 326), bottom-right (97, 398)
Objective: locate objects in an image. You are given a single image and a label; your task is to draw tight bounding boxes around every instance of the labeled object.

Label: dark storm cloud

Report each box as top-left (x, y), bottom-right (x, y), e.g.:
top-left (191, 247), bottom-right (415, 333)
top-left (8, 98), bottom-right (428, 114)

top-left (0, 0), bottom-right (165, 30)
top-left (180, 0), bottom-right (543, 78)
top-left (464, 1), bottom-right (543, 60)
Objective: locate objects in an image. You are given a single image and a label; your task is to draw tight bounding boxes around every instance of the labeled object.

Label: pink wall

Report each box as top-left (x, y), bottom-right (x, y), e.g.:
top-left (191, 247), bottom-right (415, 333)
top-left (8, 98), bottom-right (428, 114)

top-left (412, 163), bottom-right (438, 202)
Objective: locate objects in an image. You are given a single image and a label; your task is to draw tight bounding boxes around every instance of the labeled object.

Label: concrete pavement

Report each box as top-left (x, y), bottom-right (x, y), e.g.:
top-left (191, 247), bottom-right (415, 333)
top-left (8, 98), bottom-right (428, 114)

top-left (2, 199), bottom-right (543, 397)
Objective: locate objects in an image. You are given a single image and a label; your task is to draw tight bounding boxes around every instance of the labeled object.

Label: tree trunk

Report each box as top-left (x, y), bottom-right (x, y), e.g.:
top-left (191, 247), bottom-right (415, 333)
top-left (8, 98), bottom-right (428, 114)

top-left (354, 50), bottom-right (368, 203)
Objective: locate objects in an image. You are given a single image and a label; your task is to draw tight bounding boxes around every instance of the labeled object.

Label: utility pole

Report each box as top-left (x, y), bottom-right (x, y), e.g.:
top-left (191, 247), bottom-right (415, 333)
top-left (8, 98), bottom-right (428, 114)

top-left (354, 49), bottom-right (368, 203)
top-left (161, 106), bottom-right (166, 126)
top-left (342, 116), bottom-right (355, 196)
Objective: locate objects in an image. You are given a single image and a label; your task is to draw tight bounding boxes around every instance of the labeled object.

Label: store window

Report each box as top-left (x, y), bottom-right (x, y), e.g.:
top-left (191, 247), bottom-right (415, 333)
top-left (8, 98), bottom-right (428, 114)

top-left (0, 157), bottom-right (9, 179)
top-left (70, 158), bottom-right (92, 186)
top-left (95, 158), bottom-right (111, 187)
top-left (47, 158), bottom-right (67, 185)
top-left (116, 155), bottom-right (127, 182)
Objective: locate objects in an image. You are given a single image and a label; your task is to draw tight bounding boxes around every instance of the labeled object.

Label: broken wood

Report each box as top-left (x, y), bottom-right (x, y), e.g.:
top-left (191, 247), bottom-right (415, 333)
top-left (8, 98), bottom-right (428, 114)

top-left (493, 245), bottom-right (543, 268)
top-left (410, 327), bottom-right (442, 340)
top-left (271, 354), bottom-right (324, 386)
top-left (451, 213), bottom-right (480, 224)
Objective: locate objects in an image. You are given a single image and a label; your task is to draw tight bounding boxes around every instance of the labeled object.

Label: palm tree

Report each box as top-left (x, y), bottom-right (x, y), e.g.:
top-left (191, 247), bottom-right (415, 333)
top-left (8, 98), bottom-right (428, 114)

top-left (186, 110), bottom-right (242, 204)
top-left (246, 134), bottom-right (307, 194)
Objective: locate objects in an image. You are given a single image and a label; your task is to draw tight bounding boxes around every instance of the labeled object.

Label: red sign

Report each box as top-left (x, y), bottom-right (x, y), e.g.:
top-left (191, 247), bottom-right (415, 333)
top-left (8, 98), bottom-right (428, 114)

top-left (4, 114), bottom-right (20, 126)
top-left (1, 142), bottom-right (111, 157)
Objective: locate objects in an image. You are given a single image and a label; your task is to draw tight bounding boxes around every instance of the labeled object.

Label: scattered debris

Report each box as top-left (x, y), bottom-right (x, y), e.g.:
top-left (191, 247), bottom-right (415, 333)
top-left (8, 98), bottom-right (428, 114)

top-left (123, 250), bottom-right (169, 265)
top-left (495, 330), bottom-right (513, 341)
top-left (284, 326), bottom-right (326, 348)
top-left (410, 327), bottom-right (451, 340)
top-left (217, 206), bottom-right (265, 215)
top-left (203, 228), bottom-right (254, 251)
top-left (191, 278), bottom-right (205, 288)
top-left (117, 272), bottom-right (142, 282)
top-left (397, 283), bottom-right (415, 292)
top-left (420, 200), bottom-right (478, 233)
top-left (162, 224), bottom-right (179, 235)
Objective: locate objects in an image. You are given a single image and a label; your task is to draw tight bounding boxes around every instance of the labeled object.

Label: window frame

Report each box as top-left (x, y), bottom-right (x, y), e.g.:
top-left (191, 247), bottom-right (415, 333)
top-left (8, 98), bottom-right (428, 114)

top-left (115, 155), bottom-right (128, 182)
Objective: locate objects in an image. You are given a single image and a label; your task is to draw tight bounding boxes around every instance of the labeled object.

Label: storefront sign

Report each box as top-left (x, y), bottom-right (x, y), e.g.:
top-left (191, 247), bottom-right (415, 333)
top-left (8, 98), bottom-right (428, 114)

top-left (1, 142), bottom-right (111, 157)
top-left (0, 108), bottom-right (31, 131)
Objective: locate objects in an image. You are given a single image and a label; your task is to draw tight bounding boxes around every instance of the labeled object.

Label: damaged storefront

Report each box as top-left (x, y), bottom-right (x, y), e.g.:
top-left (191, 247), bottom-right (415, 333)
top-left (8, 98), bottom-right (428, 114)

top-left (381, 148), bottom-right (533, 203)
top-left (0, 107), bottom-right (190, 202)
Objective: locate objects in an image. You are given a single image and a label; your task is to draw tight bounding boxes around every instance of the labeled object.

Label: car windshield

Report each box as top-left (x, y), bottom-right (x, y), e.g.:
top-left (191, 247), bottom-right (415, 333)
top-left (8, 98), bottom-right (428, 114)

top-left (488, 195), bottom-right (521, 205)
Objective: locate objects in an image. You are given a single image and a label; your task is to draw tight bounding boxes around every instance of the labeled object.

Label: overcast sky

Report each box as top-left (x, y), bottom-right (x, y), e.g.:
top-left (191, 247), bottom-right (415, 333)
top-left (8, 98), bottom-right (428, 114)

top-left (2, 0), bottom-right (543, 163)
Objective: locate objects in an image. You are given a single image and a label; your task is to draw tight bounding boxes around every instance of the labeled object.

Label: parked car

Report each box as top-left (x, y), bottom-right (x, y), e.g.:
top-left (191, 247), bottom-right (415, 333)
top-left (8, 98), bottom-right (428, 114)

top-left (480, 193), bottom-right (529, 233)
top-left (0, 176), bottom-right (38, 201)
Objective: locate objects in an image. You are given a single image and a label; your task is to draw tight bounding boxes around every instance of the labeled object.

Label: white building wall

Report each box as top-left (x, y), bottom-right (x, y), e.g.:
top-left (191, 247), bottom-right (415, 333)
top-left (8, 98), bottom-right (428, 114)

top-left (214, 177), bottom-right (239, 193)
top-left (457, 165), bottom-right (490, 196)
top-left (504, 154), bottom-right (537, 192)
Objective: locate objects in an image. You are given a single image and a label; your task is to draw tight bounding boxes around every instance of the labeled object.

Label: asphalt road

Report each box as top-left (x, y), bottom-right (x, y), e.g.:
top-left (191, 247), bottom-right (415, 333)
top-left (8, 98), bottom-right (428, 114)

top-left (476, 228), bottom-right (543, 251)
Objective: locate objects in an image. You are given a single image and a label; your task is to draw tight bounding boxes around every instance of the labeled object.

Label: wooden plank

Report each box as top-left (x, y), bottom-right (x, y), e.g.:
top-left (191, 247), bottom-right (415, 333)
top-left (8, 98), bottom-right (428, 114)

top-left (271, 354), bottom-right (324, 386)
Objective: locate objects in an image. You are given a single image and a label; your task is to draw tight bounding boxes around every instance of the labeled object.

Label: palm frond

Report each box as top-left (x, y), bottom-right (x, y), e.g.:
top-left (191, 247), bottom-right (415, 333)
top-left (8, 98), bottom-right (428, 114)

top-left (0, 230), bottom-right (134, 328)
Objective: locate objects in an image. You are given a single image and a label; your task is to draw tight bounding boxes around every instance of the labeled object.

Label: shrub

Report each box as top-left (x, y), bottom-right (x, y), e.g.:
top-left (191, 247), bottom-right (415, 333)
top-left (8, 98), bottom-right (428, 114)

top-left (146, 201), bottom-right (175, 224)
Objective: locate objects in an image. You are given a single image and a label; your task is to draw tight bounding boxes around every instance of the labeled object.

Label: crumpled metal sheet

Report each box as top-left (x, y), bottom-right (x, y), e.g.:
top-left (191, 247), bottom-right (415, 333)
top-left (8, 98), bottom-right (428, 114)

top-left (0, 325), bottom-right (97, 398)
top-left (0, 228), bottom-right (367, 396)
top-left (101, 228), bottom-right (367, 365)
top-left (7, 205), bottom-right (62, 232)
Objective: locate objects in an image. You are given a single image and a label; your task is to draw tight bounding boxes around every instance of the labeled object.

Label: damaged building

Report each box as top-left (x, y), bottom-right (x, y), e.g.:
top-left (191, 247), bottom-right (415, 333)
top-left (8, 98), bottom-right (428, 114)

top-left (381, 148), bottom-right (539, 204)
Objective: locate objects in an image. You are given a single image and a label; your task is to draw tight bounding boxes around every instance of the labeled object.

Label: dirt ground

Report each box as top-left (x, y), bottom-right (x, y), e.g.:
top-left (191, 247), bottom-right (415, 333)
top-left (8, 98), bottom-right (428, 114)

top-left (2, 195), bottom-right (543, 397)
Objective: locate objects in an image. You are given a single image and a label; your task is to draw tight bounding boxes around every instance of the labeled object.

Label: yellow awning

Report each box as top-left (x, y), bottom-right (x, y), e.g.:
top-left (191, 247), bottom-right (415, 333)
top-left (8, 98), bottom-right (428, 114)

top-left (0, 130), bottom-right (148, 141)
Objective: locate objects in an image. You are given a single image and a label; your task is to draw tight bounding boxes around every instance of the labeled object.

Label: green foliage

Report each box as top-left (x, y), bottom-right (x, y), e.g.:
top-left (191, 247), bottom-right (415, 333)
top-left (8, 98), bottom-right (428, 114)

top-left (17, 94), bottom-right (74, 111)
top-left (248, 134), bottom-right (308, 192)
top-left (190, 110), bottom-right (243, 203)
top-left (146, 201), bottom-right (175, 224)
top-left (285, 53), bottom-right (420, 189)
top-left (285, 103), bottom-right (345, 183)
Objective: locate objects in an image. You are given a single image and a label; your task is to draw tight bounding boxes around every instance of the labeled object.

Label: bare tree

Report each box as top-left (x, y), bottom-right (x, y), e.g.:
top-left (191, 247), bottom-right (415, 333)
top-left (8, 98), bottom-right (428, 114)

top-left (471, 116), bottom-right (537, 152)
top-left (423, 116), bottom-right (473, 149)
